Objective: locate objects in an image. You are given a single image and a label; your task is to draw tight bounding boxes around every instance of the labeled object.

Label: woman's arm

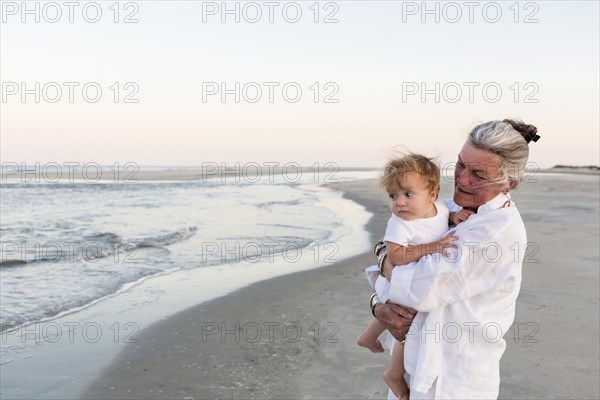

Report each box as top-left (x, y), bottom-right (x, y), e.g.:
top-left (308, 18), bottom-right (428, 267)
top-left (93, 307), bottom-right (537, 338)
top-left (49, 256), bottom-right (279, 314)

top-left (385, 215), bottom-right (526, 312)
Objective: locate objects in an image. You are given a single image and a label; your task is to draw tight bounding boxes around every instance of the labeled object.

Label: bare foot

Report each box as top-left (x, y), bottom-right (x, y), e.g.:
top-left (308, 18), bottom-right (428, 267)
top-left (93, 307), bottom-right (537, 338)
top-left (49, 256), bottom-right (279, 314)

top-left (356, 334), bottom-right (385, 353)
top-left (383, 369), bottom-right (410, 400)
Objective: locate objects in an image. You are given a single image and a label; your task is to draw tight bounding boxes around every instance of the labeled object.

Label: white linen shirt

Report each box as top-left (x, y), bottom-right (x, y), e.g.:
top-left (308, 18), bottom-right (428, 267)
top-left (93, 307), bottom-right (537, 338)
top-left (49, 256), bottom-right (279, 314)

top-left (388, 192), bottom-right (527, 399)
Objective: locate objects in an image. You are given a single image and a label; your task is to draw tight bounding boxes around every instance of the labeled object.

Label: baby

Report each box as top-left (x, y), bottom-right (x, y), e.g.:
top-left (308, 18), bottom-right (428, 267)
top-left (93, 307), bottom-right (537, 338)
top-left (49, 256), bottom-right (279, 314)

top-left (357, 154), bottom-right (471, 399)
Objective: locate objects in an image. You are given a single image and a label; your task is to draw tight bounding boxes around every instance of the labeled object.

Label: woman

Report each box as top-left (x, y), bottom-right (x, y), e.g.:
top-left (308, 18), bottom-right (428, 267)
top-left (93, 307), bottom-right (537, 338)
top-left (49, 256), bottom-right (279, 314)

top-left (371, 119), bottom-right (540, 399)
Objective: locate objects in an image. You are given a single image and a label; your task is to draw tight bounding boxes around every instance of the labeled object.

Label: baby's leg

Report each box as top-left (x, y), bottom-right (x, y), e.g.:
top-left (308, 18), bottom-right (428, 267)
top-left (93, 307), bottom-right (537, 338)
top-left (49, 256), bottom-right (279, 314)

top-left (356, 318), bottom-right (386, 353)
top-left (383, 340), bottom-right (410, 400)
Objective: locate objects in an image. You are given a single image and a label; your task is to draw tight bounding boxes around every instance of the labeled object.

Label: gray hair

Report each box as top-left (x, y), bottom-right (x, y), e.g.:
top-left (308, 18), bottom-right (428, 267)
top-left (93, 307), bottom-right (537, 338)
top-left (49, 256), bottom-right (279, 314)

top-left (468, 119), bottom-right (535, 189)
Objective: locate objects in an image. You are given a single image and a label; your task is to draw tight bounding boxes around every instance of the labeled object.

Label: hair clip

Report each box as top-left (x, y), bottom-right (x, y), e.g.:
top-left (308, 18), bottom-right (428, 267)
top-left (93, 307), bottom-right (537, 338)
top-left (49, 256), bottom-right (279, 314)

top-left (523, 131), bottom-right (540, 143)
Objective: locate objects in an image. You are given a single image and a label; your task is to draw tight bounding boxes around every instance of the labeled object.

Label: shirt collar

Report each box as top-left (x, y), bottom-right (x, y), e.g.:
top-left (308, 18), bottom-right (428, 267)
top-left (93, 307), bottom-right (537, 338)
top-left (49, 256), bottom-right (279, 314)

top-left (477, 192), bottom-right (513, 214)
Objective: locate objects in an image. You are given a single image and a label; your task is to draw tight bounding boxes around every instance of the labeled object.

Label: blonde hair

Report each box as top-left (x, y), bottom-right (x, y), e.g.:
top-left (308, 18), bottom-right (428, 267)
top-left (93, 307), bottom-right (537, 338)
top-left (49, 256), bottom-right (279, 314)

top-left (379, 153), bottom-right (440, 197)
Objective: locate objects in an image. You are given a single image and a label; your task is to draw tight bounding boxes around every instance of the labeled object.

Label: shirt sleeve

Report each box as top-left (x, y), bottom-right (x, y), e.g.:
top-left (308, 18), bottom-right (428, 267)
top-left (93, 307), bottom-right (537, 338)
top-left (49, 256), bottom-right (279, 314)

top-left (374, 275), bottom-right (391, 303)
top-left (444, 198), bottom-right (462, 213)
top-left (388, 214), bottom-right (522, 312)
top-left (383, 215), bottom-right (414, 246)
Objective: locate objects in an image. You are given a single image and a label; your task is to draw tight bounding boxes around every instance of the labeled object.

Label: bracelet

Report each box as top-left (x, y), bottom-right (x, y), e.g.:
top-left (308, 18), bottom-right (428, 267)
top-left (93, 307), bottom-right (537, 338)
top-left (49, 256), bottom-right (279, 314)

top-left (373, 240), bottom-right (385, 257)
top-left (377, 249), bottom-right (388, 277)
top-left (369, 293), bottom-right (380, 317)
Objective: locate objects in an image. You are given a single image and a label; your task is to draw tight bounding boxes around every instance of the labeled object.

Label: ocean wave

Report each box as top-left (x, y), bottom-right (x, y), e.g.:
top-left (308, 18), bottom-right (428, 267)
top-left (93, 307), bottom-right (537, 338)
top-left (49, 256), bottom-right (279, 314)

top-left (79, 227), bottom-right (198, 261)
top-left (0, 265), bottom-right (170, 333)
top-left (256, 199), bottom-right (303, 209)
top-left (0, 259), bottom-right (28, 268)
top-left (0, 227), bottom-right (198, 267)
top-left (0, 177), bottom-right (355, 340)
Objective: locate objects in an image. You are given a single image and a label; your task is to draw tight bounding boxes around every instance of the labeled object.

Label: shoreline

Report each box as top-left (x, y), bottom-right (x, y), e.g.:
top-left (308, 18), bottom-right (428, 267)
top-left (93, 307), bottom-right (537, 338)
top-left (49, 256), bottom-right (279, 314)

top-left (0, 180), bottom-right (371, 333)
top-left (0, 180), bottom-right (373, 399)
top-left (79, 178), bottom-right (391, 400)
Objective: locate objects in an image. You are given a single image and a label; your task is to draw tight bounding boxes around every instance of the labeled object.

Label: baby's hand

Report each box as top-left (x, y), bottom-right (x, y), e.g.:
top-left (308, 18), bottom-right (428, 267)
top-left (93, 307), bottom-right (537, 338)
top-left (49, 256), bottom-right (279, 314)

top-left (450, 209), bottom-right (475, 226)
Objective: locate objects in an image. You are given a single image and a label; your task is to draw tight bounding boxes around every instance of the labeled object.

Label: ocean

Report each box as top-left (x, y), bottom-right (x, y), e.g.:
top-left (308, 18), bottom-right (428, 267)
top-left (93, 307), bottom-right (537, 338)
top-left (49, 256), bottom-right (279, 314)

top-left (0, 167), bottom-right (378, 333)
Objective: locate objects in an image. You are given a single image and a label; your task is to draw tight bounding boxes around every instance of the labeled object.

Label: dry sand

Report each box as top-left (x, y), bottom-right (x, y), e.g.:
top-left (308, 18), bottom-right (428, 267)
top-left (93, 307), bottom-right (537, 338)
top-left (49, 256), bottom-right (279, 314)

top-left (81, 174), bottom-right (600, 399)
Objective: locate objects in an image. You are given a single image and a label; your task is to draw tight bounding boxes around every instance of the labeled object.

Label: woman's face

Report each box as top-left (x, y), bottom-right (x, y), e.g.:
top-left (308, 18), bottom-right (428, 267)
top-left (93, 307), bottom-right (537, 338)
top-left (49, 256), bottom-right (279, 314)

top-left (453, 141), bottom-right (509, 210)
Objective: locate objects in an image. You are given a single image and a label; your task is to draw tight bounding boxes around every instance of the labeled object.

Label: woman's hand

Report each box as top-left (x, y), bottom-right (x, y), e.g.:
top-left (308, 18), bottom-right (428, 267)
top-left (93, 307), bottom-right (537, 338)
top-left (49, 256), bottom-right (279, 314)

top-left (373, 302), bottom-right (416, 341)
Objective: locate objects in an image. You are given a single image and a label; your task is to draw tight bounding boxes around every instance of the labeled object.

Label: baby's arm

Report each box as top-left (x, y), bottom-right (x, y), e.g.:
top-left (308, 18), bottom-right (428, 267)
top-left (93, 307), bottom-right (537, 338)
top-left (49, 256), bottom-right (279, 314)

top-left (386, 236), bottom-right (458, 272)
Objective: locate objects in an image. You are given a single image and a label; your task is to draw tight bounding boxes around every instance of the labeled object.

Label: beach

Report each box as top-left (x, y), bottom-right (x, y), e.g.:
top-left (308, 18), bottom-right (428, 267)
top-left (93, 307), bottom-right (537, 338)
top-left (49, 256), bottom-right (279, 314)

top-left (77, 173), bottom-right (599, 400)
top-left (1, 172), bottom-right (598, 399)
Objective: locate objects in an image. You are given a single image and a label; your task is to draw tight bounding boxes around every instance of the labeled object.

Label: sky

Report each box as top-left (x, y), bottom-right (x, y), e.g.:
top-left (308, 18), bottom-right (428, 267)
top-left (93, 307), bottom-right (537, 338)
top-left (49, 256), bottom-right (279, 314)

top-left (1, 0), bottom-right (599, 168)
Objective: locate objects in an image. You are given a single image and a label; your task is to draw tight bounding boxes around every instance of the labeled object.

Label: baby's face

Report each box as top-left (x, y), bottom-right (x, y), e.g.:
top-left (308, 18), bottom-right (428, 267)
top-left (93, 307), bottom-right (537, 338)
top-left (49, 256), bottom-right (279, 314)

top-left (386, 173), bottom-right (437, 221)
